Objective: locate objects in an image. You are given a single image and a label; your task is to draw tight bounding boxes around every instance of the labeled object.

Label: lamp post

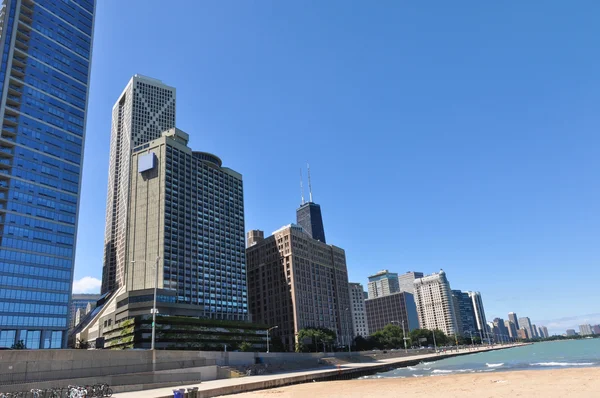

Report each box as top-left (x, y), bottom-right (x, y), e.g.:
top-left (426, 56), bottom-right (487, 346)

top-left (391, 320), bottom-right (408, 353)
top-left (345, 307), bottom-right (351, 353)
top-left (468, 330), bottom-right (474, 348)
top-left (130, 256), bottom-right (160, 350)
top-left (431, 329), bottom-right (438, 353)
top-left (266, 326), bottom-right (278, 353)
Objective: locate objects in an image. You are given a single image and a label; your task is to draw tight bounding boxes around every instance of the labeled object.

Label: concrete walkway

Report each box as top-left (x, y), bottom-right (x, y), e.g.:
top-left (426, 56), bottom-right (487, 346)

top-left (116, 345), bottom-right (524, 398)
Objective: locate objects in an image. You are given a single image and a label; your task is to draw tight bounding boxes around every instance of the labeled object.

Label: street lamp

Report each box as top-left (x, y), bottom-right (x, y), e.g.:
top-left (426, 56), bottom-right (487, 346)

top-left (391, 320), bottom-right (408, 353)
top-left (130, 256), bottom-right (160, 350)
top-left (431, 329), bottom-right (438, 353)
top-left (266, 326), bottom-right (278, 353)
top-left (345, 308), bottom-right (351, 353)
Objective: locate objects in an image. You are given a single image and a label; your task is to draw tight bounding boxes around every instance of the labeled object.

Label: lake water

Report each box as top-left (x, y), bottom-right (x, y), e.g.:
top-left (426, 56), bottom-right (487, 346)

top-left (361, 339), bottom-right (600, 379)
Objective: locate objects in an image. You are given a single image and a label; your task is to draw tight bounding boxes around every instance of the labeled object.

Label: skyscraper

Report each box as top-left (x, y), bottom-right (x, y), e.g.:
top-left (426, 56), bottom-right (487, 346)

top-left (518, 317), bottom-right (534, 339)
top-left (365, 292), bottom-right (419, 335)
top-left (493, 318), bottom-right (509, 342)
top-left (0, 0), bottom-right (95, 349)
top-left (101, 75), bottom-right (176, 294)
top-left (505, 320), bottom-right (518, 340)
top-left (579, 324), bottom-right (593, 336)
top-left (531, 324), bottom-right (539, 338)
top-left (508, 312), bottom-right (519, 330)
top-left (537, 326), bottom-right (545, 338)
top-left (349, 282), bottom-right (369, 338)
top-left (398, 271), bottom-right (424, 294)
top-left (70, 294), bottom-right (100, 328)
top-left (542, 326), bottom-right (549, 338)
top-left (413, 270), bottom-right (458, 336)
top-left (451, 290), bottom-right (477, 336)
top-left (566, 329), bottom-right (576, 336)
top-left (368, 270), bottom-right (400, 299)
top-left (246, 224), bottom-right (352, 352)
top-left (469, 291), bottom-right (488, 342)
top-left (295, 165), bottom-right (326, 243)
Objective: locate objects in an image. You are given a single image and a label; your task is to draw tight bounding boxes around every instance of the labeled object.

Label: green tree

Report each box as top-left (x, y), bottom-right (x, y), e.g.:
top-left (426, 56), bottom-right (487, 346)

top-left (76, 339), bottom-right (90, 349)
top-left (297, 327), bottom-right (337, 352)
top-left (11, 340), bottom-right (26, 350)
top-left (239, 341), bottom-right (253, 352)
top-left (409, 328), bottom-right (449, 347)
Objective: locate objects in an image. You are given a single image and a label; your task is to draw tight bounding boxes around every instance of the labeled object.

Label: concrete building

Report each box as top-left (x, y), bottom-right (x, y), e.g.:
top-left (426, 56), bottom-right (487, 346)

top-left (505, 320), bottom-right (518, 340)
top-left (469, 291), bottom-right (488, 342)
top-left (70, 294), bottom-right (101, 328)
top-left (246, 229), bottom-right (264, 247)
top-left (368, 270), bottom-right (400, 299)
top-left (537, 326), bottom-right (545, 338)
top-left (77, 128), bottom-right (249, 349)
top-left (566, 329), bottom-right (576, 336)
top-left (518, 317), bottom-right (534, 340)
top-left (413, 270), bottom-right (458, 336)
top-left (451, 290), bottom-right (477, 336)
top-left (532, 324), bottom-right (540, 338)
top-left (349, 282), bottom-right (369, 338)
top-left (101, 75), bottom-right (176, 295)
top-left (592, 325), bottom-right (600, 335)
top-left (364, 292), bottom-right (419, 335)
top-left (579, 324), bottom-right (593, 336)
top-left (542, 326), bottom-right (549, 338)
top-left (398, 271), bottom-right (424, 294)
top-left (246, 224), bottom-right (352, 352)
top-left (517, 328), bottom-right (528, 340)
top-left (0, 0), bottom-right (96, 349)
top-left (508, 312), bottom-right (519, 330)
top-left (493, 318), bottom-right (509, 342)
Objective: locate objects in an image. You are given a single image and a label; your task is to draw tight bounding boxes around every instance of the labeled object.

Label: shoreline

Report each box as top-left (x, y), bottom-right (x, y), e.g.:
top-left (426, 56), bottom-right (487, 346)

top-left (233, 367), bottom-right (600, 397)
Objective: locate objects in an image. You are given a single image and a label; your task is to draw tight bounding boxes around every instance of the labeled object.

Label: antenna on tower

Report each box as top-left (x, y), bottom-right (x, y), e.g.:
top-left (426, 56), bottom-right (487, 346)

top-left (300, 168), bottom-right (305, 205)
top-left (307, 163), bottom-right (313, 203)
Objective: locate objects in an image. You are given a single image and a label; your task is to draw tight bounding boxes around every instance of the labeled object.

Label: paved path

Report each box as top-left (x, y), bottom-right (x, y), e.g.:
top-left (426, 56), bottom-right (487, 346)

top-left (116, 345), bottom-right (523, 398)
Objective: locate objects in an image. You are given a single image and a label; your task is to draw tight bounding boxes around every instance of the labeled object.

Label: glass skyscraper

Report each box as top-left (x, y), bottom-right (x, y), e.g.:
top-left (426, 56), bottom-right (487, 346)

top-left (0, 0), bottom-right (95, 348)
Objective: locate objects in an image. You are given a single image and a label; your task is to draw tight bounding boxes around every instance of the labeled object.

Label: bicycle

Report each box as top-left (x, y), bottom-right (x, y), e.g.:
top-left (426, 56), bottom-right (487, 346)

top-left (93, 383), bottom-right (113, 397)
top-left (30, 390), bottom-right (43, 398)
top-left (68, 385), bottom-right (87, 398)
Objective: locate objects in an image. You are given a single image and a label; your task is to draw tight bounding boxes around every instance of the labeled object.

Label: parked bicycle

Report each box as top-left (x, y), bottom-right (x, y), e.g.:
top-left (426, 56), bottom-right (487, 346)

top-left (68, 385), bottom-right (87, 398)
top-left (30, 390), bottom-right (43, 398)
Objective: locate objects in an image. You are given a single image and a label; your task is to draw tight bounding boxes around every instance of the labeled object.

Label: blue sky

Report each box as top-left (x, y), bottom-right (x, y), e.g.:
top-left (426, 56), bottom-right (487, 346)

top-left (74, 1), bottom-right (600, 334)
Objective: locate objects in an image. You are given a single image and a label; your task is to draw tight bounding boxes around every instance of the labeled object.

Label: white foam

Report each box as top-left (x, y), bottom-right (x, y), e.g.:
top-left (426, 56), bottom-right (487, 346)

top-left (432, 369), bottom-right (453, 374)
top-left (423, 367), bottom-right (431, 371)
top-left (412, 374), bottom-right (424, 377)
top-left (407, 366), bottom-right (418, 371)
top-left (486, 363), bottom-right (504, 368)
top-left (531, 362), bottom-right (595, 367)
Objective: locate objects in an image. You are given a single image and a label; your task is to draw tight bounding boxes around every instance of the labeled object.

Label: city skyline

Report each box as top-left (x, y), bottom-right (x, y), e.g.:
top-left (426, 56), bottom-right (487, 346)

top-left (71, 0), bottom-right (599, 337)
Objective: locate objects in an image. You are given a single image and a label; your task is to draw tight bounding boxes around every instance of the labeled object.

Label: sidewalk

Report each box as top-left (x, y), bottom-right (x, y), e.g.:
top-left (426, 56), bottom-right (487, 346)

top-left (116, 345), bottom-right (521, 398)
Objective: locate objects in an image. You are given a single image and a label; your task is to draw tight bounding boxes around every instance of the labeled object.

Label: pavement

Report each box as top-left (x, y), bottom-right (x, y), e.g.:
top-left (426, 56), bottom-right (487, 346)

top-left (115, 344), bottom-right (523, 398)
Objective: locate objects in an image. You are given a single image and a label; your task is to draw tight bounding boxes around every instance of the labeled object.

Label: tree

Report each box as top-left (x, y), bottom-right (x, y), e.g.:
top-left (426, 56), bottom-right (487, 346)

top-left (297, 327), bottom-right (337, 352)
top-left (76, 339), bottom-right (90, 349)
top-left (409, 328), bottom-right (449, 347)
top-left (353, 335), bottom-right (370, 351)
top-left (239, 341), bottom-right (253, 352)
top-left (11, 340), bottom-right (26, 350)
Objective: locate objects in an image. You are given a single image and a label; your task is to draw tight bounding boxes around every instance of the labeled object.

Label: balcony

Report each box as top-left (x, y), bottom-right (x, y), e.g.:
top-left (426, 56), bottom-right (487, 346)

top-left (10, 65), bottom-right (24, 78)
top-left (15, 38), bottom-right (28, 51)
top-left (19, 8), bottom-right (32, 24)
top-left (8, 84), bottom-right (22, 97)
top-left (12, 55), bottom-right (26, 67)
top-left (3, 115), bottom-right (17, 126)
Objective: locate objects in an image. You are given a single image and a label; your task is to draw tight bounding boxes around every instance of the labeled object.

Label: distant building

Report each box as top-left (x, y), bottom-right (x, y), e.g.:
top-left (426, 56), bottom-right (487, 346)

top-left (451, 290), bottom-right (477, 336)
top-left (246, 224), bottom-right (352, 352)
top-left (70, 294), bottom-right (101, 328)
top-left (365, 292), bottom-right (419, 335)
top-left (592, 325), bottom-right (600, 335)
top-left (398, 272), bottom-right (424, 294)
top-left (508, 312), bottom-right (520, 330)
top-left (488, 321), bottom-right (500, 342)
top-left (247, 230), bottom-right (264, 247)
top-left (579, 324), bottom-right (593, 336)
top-left (296, 169), bottom-right (326, 243)
top-left (368, 270), bottom-right (400, 299)
top-left (493, 318), bottom-right (509, 342)
top-left (517, 328), bottom-right (528, 340)
top-left (414, 270), bottom-right (458, 336)
top-left (531, 324), bottom-right (539, 338)
top-left (363, 291), bottom-right (368, 300)
top-left (349, 283), bottom-right (369, 338)
top-left (542, 326), bottom-right (549, 338)
top-left (566, 329), bottom-right (576, 336)
top-left (518, 317), bottom-right (534, 340)
top-left (505, 320), bottom-right (518, 340)
top-left (469, 291), bottom-right (489, 342)
top-left (537, 326), bottom-right (545, 338)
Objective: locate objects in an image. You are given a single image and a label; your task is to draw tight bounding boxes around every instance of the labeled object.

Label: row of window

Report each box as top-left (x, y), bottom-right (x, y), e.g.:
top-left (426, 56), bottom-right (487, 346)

top-left (12, 176), bottom-right (78, 205)
top-left (11, 163), bottom-right (78, 194)
top-left (4, 212), bottom-right (75, 237)
top-left (0, 247), bottom-right (72, 268)
top-left (0, 261), bottom-right (71, 280)
top-left (0, 288), bottom-right (68, 303)
top-left (1, 237), bottom-right (73, 258)
top-left (10, 190), bottom-right (77, 215)
top-left (41, 0), bottom-right (93, 34)
top-left (0, 301), bottom-right (67, 315)
top-left (0, 315), bottom-right (66, 328)
top-left (6, 200), bottom-right (76, 225)
top-left (0, 275), bottom-right (70, 292)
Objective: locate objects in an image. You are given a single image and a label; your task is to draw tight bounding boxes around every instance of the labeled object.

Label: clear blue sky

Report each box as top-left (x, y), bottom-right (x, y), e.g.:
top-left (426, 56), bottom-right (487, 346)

top-left (75, 1), bottom-right (600, 334)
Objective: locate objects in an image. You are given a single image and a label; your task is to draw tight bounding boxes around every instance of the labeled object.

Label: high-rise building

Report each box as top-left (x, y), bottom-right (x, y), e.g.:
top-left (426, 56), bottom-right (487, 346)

top-left (101, 75), bottom-right (176, 294)
top-left (508, 312), bottom-right (519, 330)
top-left (493, 318), bottom-right (509, 342)
top-left (246, 224), bottom-right (352, 352)
top-left (565, 329), bottom-right (576, 336)
top-left (413, 270), bottom-right (458, 336)
top-left (537, 326), bottom-right (545, 338)
top-left (579, 324), bottom-right (593, 336)
top-left (518, 317), bottom-right (534, 339)
top-left (0, 0), bottom-right (96, 349)
top-left (542, 326), bottom-right (549, 338)
top-left (451, 290), bottom-right (477, 336)
top-left (517, 328), bottom-right (528, 340)
top-left (368, 270), bottom-right (400, 299)
top-left (505, 320), bottom-right (518, 340)
top-left (246, 229), bottom-right (264, 247)
top-left (349, 282), bottom-right (369, 338)
top-left (365, 292), bottom-right (419, 335)
top-left (531, 324), bottom-right (539, 338)
top-left (296, 168), bottom-right (325, 243)
top-left (398, 271), bottom-right (424, 294)
top-left (592, 325), bottom-right (600, 335)
top-left (469, 291), bottom-right (488, 342)
top-left (70, 294), bottom-right (100, 328)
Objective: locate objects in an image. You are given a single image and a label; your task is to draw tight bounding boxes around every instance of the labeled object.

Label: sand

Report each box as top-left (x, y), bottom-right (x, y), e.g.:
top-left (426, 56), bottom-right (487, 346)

top-left (233, 367), bottom-right (600, 398)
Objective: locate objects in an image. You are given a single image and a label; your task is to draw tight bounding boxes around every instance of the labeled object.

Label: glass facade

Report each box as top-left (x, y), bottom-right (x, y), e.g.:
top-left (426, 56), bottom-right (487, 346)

top-left (296, 202), bottom-right (326, 243)
top-left (0, 0), bottom-right (95, 348)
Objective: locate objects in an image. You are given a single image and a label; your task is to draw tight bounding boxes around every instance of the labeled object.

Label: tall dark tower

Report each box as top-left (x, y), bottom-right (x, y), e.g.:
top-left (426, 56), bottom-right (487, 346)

top-left (296, 165), bottom-right (326, 243)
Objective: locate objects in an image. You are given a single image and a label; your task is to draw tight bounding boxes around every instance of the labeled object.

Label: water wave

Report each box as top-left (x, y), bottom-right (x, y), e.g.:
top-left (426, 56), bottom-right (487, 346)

top-left (407, 366), bottom-right (418, 371)
top-left (412, 374), bottom-right (424, 377)
top-left (486, 363), bottom-right (504, 368)
top-left (530, 362), bottom-right (595, 367)
top-left (432, 369), bottom-right (453, 374)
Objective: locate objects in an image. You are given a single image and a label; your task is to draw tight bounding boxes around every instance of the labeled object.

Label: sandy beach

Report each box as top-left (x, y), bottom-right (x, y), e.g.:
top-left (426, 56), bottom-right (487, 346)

top-left (233, 367), bottom-right (600, 398)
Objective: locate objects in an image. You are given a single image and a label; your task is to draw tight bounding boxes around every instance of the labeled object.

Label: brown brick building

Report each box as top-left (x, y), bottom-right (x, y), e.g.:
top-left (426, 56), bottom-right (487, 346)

top-left (246, 225), bottom-right (352, 352)
top-left (365, 292), bottom-right (420, 335)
